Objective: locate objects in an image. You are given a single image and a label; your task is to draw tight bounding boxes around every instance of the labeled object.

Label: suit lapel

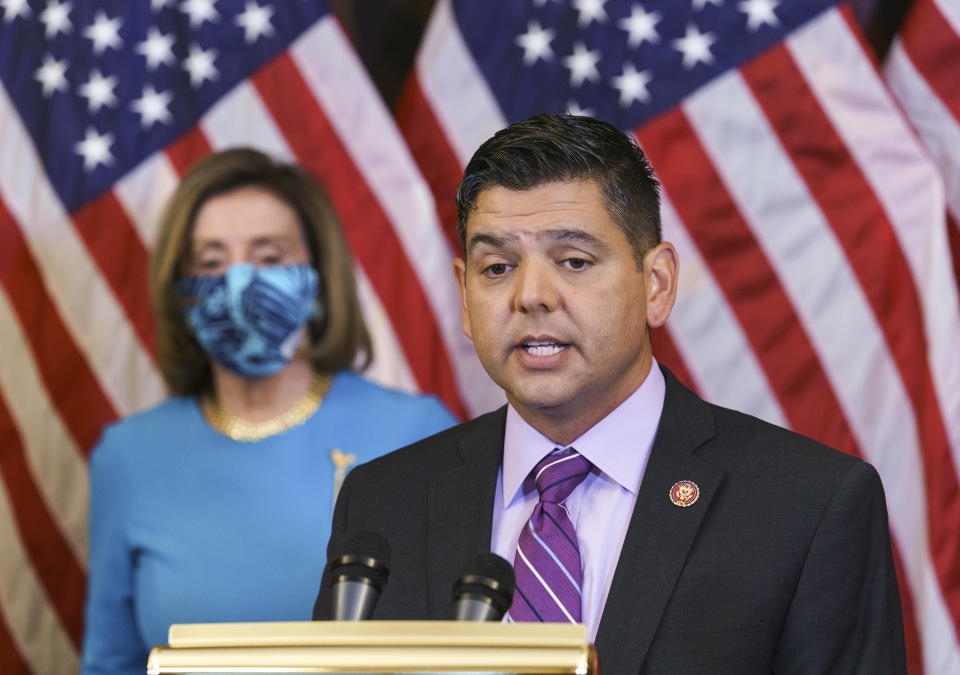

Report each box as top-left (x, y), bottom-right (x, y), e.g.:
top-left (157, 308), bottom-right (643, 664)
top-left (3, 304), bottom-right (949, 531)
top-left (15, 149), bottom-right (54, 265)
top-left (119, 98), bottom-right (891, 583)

top-left (595, 369), bottom-right (726, 674)
top-left (425, 408), bottom-right (506, 618)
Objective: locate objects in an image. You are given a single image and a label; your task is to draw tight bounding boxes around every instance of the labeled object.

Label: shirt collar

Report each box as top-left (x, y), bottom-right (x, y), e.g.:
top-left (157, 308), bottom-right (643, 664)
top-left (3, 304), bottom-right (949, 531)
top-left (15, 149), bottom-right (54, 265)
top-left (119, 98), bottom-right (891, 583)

top-left (501, 359), bottom-right (666, 508)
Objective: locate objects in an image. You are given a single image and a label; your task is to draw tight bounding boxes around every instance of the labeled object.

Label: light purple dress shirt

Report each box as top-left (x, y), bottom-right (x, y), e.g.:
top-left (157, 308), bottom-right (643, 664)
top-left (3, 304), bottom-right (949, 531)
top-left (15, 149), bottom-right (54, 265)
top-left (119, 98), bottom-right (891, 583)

top-left (491, 360), bottom-right (666, 641)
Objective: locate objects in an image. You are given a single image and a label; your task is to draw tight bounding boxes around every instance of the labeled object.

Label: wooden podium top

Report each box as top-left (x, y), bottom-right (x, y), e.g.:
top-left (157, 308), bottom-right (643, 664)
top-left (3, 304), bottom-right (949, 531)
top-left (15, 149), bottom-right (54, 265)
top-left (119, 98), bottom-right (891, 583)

top-left (147, 620), bottom-right (597, 674)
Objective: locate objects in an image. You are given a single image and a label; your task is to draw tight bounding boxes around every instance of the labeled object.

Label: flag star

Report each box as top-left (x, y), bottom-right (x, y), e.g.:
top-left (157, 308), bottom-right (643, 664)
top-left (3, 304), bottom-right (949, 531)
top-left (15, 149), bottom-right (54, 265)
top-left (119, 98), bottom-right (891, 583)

top-left (181, 0), bottom-right (220, 28)
top-left (0, 0), bottom-right (30, 23)
top-left (619, 4), bottom-right (661, 47)
top-left (83, 11), bottom-right (123, 54)
top-left (79, 69), bottom-right (118, 113)
top-left (184, 44), bottom-right (218, 87)
top-left (40, 0), bottom-right (72, 38)
top-left (573, 0), bottom-right (608, 27)
top-left (563, 42), bottom-right (601, 87)
top-left (738, 0), bottom-right (779, 30)
top-left (611, 63), bottom-right (652, 106)
top-left (131, 84), bottom-right (173, 128)
top-left (516, 20), bottom-right (555, 65)
top-left (566, 100), bottom-right (595, 117)
top-left (75, 127), bottom-right (114, 171)
top-left (34, 55), bottom-right (68, 96)
top-left (236, 2), bottom-right (275, 43)
top-left (672, 24), bottom-right (716, 68)
top-left (151, 0), bottom-right (174, 9)
top-left (692, 0), bottom-right (723, 8)
top-left (136, 27), bottom-right (175, 70)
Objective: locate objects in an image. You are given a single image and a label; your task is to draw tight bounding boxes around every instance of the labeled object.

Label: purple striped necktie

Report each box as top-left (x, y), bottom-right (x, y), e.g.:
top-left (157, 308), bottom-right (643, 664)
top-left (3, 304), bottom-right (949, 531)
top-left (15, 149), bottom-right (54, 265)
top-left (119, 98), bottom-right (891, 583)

top-left (508, 448), bottom-right (592, 624)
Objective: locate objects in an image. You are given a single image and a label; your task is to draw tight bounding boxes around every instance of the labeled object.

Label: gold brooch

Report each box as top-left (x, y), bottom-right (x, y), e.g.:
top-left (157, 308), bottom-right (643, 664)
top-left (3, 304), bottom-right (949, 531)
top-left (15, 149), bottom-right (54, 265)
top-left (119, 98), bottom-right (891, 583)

top-left (330, 449), bottom-right (357, 506)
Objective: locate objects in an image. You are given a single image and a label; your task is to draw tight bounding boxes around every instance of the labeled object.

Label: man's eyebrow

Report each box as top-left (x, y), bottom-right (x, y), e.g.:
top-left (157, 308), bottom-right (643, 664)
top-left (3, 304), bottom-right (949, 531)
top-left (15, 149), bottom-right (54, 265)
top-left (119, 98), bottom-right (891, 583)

top-left (539, 228), bottom-right (609, 252)
top-left (467, 232), bottom-right (517, 252)
top-left (466, 227), bottom-right (611, 253)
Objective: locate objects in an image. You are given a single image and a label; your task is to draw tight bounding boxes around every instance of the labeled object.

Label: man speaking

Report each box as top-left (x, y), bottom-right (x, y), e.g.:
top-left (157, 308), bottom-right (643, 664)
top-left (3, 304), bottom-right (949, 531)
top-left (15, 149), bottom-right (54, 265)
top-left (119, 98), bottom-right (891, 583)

top-left (314, 114), bottom-right (906, 674)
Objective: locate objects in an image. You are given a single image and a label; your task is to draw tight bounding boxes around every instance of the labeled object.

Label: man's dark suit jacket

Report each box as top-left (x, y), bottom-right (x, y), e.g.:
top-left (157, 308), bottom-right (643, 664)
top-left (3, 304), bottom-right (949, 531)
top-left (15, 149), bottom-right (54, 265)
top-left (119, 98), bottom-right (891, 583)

top-left (313, 367), bottom-right (906, 674)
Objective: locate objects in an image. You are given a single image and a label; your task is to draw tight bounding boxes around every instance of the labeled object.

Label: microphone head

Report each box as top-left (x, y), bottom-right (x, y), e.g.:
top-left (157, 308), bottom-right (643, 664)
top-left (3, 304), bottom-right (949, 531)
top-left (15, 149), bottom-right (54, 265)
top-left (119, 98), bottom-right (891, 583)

top-left (328, 530), bottom-right (390, 591)
top-left (452, 552), bottom-right (515, 616)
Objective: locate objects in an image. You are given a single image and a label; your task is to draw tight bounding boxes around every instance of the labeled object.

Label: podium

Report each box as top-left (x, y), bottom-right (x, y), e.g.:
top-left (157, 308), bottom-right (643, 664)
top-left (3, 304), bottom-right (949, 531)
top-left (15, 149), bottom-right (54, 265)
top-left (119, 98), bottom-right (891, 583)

top-left (146, 621), bottom-right (597, 674)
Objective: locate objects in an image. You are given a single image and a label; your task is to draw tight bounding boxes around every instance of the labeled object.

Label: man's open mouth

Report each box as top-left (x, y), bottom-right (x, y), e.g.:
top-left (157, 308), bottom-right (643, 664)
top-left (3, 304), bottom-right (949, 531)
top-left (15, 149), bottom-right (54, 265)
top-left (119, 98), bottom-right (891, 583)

top-left (520, 340), bottom-right (567, 356)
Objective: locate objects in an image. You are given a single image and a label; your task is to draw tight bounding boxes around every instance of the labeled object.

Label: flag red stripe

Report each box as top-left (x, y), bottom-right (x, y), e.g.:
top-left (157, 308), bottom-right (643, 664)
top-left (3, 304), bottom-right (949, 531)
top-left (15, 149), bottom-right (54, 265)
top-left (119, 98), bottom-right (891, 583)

top-left (637, 109), bottom-right (859, 455)
top-left (0, 609), bottom-right (30, 675)
top-left (0, 197), bottom-right (117, 455)
top-left (949, 213), bottom-right (960, 302)
top-left (250, 53), bottom-right (467, 419)
top-left (71, 192), bottom-right (155, 357)
top-left (898, 0), bottom-right (960, 126)
top-left (0, 394), bottom-right (85, 649)
top-left (650, 326), bottom-right (698, 395)
top-left (395, 75), bottom-right (465, 256)
top-left (166, 126), bottom-right (214, 177)
top-left (743, 43), bottom-right (960, 626)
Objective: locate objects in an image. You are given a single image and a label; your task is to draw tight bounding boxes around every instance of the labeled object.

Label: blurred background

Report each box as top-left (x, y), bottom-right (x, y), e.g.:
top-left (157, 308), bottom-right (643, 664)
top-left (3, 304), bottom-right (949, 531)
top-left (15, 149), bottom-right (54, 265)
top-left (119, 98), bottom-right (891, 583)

top-left (0, 1), bottom-right (958, 673)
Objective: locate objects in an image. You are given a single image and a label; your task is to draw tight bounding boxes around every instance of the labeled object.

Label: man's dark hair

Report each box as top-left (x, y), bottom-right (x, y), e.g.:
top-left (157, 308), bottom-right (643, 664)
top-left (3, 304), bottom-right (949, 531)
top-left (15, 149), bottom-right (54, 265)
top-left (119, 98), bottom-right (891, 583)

top-left (455, 114), bottom-right (662, 264)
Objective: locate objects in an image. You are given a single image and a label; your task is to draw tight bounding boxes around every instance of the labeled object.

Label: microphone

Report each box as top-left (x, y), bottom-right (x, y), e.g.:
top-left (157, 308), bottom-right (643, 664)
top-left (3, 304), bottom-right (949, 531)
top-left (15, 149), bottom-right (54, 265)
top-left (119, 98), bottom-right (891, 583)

top-left (451, 552), bottom-right (515, 622)
top-left (327, 531), bottom-right (390, 621)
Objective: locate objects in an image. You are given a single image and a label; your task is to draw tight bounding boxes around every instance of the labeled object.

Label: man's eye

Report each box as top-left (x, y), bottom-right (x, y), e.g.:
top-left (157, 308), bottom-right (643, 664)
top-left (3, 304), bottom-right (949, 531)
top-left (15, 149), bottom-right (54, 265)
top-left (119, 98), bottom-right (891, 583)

top-left (485, 263), bottom-right (509, 276)
top-left (564, 258), bottom-right (589, 270)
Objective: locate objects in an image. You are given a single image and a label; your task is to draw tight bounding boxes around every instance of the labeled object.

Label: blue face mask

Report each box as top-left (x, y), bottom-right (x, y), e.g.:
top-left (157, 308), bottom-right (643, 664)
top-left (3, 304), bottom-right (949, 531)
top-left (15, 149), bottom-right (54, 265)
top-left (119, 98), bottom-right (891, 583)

top-left (175, 263), bottom-right (321, 379)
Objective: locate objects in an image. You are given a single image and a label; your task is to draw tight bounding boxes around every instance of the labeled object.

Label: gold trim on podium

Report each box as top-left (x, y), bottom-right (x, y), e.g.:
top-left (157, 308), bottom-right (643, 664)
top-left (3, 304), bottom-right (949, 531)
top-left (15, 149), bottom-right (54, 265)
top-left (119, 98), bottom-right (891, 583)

top-left (146, 620), bottom-right (597, 674)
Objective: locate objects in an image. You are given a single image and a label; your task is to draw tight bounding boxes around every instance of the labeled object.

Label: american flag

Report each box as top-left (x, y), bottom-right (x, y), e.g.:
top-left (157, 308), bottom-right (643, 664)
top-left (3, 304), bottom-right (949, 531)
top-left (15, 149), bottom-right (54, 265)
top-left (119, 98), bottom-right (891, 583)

top-left (396, 0), bottom-right (960, 673)
top-left (885, 0), bottom-right (960, 305)
top-left (0, 0), bottom-right (499, 672)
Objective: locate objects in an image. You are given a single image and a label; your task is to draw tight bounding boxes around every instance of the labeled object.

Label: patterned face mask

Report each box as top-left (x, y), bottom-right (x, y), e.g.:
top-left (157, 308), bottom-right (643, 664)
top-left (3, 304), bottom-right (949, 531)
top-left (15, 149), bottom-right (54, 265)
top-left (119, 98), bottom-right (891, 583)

top-left (175, 263), bottom-right (321, 379)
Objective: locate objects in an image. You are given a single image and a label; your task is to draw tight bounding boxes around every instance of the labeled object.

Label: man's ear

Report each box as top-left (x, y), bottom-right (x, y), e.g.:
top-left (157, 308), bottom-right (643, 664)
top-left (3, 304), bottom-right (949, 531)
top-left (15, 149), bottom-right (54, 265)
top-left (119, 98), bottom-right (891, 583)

top-left (643, 242), bottom-right (679, 328)
top-left (453, 257), bottom-right (472, 339)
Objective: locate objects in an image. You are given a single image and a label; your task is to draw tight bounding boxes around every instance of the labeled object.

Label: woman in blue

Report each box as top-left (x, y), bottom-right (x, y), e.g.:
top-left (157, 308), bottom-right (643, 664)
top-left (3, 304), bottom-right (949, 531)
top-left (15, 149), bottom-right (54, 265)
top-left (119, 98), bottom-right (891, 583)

top-left (81, 148), bottom-right (456, 675)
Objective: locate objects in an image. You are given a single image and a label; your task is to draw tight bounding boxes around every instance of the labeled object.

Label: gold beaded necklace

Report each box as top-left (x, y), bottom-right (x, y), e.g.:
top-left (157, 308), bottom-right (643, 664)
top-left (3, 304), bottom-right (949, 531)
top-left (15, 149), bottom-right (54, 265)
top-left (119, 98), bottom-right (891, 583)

top-left (206, 373), bottom-right (333, 442)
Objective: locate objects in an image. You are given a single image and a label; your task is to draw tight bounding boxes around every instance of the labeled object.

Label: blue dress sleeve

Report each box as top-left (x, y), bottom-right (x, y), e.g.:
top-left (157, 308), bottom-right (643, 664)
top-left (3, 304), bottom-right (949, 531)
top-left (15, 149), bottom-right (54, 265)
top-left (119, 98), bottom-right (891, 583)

top-left (81, 428), bottom-right (149, 675)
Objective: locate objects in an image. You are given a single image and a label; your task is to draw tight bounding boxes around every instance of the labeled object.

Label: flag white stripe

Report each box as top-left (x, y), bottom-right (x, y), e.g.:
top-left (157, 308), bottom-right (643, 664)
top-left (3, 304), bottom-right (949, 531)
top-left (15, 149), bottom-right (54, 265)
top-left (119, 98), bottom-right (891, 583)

top-left (416, 0), bottom-right (506, 166)
top-left (660, 193), bottom-right (788, 428)
top-left (113, 152), bottom-right (180, 248)
top-left (0, 83), bottom-right (165, 418)
top-left (353, 266), bottom-right (420, 393)
top-left (202, 80), bottom-right (294, 160)
top-left (0, 487), bottom-right (79, 675)
top-left (932, 0), bottom-right (960, 38)
top-left (0, 287), bottom-right (88, 563)
top-left (199, 79), bottom-right (421, 395)
top-left (684, 62), bottom-right (959, 669)
top-left (884, 40), bottom-right (960, 222)
top-left (789, 9), bottom-right (960, 467)
top-left (290, 18), bottom-right (502, 417)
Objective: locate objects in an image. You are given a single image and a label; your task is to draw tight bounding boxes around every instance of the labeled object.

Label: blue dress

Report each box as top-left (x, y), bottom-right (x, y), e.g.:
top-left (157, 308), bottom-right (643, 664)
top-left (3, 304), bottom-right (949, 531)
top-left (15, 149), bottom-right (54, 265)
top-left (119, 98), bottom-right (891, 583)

top-left (81, 371), bottom-right (456, 675)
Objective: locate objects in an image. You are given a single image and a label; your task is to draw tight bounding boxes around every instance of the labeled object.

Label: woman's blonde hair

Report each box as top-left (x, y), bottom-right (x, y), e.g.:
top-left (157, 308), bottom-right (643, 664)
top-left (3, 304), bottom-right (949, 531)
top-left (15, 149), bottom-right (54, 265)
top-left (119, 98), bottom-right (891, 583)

top-left (150, 148), bottom-right (371, 395)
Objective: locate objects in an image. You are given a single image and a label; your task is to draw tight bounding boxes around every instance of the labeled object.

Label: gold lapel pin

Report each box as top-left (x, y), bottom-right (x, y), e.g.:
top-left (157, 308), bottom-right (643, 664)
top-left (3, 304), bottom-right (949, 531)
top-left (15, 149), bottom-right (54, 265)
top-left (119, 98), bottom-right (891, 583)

top-left (669, 480), bottom-right (700, 507)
